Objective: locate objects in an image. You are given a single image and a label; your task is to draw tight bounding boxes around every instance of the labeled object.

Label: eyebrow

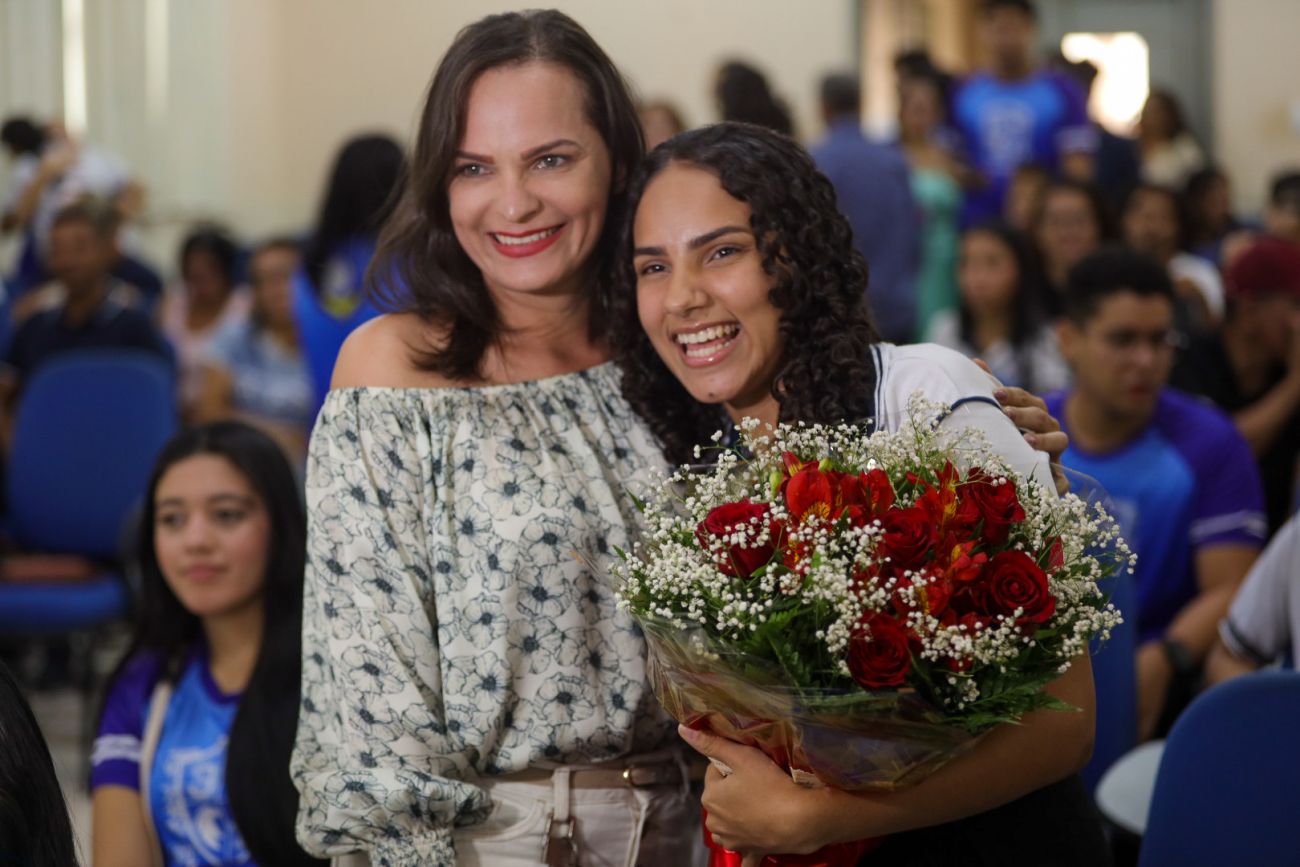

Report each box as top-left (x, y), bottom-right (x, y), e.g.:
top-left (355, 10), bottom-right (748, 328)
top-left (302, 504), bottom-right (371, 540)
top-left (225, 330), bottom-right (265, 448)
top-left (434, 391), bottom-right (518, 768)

top-left (455, 138), bottom-right (582, 164)
top-left (156, 493), bottom-right (256, 509)
top-left (633, 225), bottom-right (750, 258)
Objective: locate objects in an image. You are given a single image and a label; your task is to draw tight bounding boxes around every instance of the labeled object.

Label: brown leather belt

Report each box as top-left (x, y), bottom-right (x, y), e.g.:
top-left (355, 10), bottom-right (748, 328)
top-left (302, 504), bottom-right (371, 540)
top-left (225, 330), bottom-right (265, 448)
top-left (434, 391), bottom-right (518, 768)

top-left (499, 757), bottom-right (707, 790)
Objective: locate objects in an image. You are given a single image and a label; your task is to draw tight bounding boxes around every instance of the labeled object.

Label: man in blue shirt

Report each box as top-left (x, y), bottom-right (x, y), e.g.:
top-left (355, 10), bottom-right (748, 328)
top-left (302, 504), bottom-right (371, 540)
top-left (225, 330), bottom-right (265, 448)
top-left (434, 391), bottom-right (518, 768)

top-left (951, 0), bottom-right (1096, 224)
top-left (0, 201), bottom-right (170, 445)
top-left (809, 74), bottom-right (920, 343)
top-left (1049, 248), bottom-right (1265, 739)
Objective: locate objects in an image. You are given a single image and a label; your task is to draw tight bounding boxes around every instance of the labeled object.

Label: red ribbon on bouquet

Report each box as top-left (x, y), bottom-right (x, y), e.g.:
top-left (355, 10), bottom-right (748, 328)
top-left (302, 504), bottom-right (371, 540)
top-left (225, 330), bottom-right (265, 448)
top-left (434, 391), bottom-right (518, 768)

top-left (702, 810), bottom-right (879, 867)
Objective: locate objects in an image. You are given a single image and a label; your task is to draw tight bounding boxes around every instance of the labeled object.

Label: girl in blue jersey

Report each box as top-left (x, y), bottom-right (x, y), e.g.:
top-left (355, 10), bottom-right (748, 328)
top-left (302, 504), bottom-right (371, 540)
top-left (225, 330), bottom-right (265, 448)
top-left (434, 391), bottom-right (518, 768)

top-left (91, 422), bottom-right (323, 867)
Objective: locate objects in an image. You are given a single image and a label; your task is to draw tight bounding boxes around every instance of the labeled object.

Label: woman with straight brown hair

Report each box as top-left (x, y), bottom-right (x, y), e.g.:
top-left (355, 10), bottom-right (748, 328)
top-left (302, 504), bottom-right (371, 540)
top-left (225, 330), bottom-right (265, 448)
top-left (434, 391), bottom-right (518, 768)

top-left (291, 11), bottom-right (700, 867)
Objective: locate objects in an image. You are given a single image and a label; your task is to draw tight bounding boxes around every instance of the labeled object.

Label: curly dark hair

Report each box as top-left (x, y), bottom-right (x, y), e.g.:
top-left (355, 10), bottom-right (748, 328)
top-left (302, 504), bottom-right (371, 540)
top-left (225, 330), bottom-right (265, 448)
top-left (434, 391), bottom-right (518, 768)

top-left (608, 122), bottom-right (880, 465)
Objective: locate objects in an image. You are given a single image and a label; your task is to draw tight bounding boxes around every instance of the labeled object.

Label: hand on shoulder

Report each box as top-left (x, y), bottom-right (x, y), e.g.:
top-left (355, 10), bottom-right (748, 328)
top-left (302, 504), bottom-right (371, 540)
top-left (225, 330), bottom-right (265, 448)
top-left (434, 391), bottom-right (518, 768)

top-left (331, 313), bottom-right (451, 389)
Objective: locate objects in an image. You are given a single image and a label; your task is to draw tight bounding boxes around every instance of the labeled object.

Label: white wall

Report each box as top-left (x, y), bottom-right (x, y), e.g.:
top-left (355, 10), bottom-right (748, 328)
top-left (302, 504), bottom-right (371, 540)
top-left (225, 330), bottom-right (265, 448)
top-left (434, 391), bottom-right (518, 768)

top-left (9, 1), bottom-right (1297, 272)
top-left (1212, 0), bottom-right (1300, 214)
top-left (119, 0), bottom-right (856, 265)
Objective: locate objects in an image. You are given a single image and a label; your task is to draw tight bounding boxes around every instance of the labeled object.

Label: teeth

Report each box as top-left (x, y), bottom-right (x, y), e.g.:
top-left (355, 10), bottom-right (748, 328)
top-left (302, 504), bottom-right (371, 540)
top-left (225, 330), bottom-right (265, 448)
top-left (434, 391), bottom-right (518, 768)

top-left (493, 227), bottom-right (560, 246)
top-left (675, 325), bottom-right (739, 346)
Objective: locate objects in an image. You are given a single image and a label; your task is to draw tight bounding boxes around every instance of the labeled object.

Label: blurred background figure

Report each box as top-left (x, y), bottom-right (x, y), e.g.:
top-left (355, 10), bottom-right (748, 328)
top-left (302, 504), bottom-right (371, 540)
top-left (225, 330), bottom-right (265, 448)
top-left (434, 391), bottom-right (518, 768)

top-left (810, 72), bottom-right (920, 342)
top-left (950, 0), bottom-right (1096, 225)
top-left (714, 60), bottom-right (794, 135)
top-left (1050, 248), bottom-right (1265, 741)
top-left (196, 239), bottom-right (311, 465)
top-left (1207, 512), bottom-right (1300, 685)
top-left (292, 134), bottom-right (404, 419)
top-left (898, 69), bottom-right (966, 337)
top-left (1033, 179), bottom-right (1113, 316)
top-left (1120, 183), bottom-right (1224, 332)
top-left (1264, 170), bottom-right (1300, 248)
top-left (1004, 162), bottom-right (1050, 233)
top-left (0, 660), bottom-right (80, 867)
top-left (928, 221), bottom-right (1069, 393)
top-left (0, 116), bottom-right (153, 299)
top-left (159, 227), bottom-right (250, 419)
top-left (0, 201), bottom-right (170, 442)
top-left (1184, 166), bottom-right (1245, 264)
top-left (1171, 237), bottom-right (1300, 535)
top-left (1050, 54), bottom-right (1141, 207)
top-left (1138, 89), bottom-right (1206, 191)
top-left (638, 100), bottom-right (687, 150)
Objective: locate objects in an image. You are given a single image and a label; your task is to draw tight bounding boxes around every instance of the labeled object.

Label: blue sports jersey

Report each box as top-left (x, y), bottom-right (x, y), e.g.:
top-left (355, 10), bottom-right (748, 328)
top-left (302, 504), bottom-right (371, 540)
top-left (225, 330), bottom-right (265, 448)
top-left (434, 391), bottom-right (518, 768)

top-left (951, 70), bottom-right (1095, 224)
top-left (92, 645), bottom-right (255, 867)
top-left (1047, 389), bottom-right (1267, 643)
top-left (292, 236), bottom-right (383, 420)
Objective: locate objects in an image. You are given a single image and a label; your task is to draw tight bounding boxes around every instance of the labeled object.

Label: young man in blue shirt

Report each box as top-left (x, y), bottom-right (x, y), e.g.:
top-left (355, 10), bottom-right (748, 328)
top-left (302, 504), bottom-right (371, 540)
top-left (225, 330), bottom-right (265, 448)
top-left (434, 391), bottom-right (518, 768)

top-left (951, 0), bottom-right (1096, 224)
top-left (1048, 247), bottom-right (1265, 739)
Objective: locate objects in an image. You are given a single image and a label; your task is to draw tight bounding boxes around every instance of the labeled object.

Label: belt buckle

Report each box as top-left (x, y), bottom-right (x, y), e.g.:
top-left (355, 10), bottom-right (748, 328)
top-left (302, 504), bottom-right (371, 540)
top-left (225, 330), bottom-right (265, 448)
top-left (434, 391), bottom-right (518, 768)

top-left (621, 761), bottom-right (675, 788)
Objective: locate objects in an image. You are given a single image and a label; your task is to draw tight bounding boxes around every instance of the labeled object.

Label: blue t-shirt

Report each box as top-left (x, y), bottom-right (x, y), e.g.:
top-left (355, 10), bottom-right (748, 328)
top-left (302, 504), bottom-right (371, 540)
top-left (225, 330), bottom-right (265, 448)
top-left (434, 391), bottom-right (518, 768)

top-left (204, 320), bottom-right (314, 429)
top-left (951, 70), bottom-right (1095, 224)
top-left (292, 237), bottom-right (383, 420)
top-left (1047, 389), bottom-right (1267, 642)
top-left (92, 647), bottom-right (255, 867)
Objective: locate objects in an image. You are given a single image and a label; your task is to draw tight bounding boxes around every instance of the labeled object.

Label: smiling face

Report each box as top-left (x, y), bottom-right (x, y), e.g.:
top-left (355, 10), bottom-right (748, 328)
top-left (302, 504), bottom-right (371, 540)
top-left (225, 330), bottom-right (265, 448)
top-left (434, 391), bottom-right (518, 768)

top-left (153, 454), bottom-right (270, 620)
top-left (633, 163), bottom-right (784, 426)
top-left (448, 61), bottom-right (613, 302)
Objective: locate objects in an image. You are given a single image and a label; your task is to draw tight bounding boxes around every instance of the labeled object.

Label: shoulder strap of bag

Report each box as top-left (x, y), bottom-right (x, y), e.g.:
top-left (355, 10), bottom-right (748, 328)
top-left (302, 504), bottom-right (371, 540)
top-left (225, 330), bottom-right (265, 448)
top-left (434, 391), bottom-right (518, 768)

top-left (139, 678), bottom-right (174, 867)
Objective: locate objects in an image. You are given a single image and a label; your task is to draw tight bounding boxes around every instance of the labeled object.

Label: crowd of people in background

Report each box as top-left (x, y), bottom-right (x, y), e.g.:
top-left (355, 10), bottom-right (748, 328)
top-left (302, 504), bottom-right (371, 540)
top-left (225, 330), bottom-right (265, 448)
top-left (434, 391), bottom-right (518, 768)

top-left (0, 0), bottom-right (1297, 864)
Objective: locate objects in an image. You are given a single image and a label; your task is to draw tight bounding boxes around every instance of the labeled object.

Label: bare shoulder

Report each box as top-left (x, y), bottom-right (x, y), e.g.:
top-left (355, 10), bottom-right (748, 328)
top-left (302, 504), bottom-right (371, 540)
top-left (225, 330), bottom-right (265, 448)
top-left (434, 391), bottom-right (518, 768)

top-left (330, 313), bottom-right (454, 389)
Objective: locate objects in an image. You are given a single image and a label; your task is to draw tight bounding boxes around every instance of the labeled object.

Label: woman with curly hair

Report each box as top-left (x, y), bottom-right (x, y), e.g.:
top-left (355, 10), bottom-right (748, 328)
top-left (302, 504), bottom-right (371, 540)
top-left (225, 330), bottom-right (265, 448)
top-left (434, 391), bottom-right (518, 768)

top-left (610, 121), bottom-right (1109, 866)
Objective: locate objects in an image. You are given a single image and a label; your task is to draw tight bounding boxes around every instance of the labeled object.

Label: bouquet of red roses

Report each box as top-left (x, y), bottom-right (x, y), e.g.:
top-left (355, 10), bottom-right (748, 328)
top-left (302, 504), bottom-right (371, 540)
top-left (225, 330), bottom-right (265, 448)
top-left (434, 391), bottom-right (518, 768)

top-left (616, 400), bottom-right (1128, 867)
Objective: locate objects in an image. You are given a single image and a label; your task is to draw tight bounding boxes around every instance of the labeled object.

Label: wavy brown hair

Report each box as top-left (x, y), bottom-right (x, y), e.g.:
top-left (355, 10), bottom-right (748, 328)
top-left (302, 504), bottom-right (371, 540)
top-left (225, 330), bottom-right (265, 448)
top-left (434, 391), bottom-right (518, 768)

top-left (367, 9), bottom-right (644, 381)
top-left (609, 122), bottom-right (880, 465)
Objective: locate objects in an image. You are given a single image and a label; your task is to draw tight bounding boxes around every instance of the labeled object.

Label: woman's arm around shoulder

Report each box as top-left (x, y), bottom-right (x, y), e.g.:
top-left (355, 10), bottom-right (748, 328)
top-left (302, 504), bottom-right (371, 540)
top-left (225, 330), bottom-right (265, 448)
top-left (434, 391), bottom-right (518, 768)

top-left (886, 343), bottom-right (1055, 491)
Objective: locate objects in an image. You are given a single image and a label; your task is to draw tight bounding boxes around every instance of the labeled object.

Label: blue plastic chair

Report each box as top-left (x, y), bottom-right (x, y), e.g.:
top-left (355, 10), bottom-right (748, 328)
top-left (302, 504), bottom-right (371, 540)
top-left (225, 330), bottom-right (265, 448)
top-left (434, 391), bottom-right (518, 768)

top-left (1083, 567), bottom-right (1138, 792)
top-left (1139, 670), bottom-right (1300, 866)
top-left (1, 349), bottom-right (178, 633)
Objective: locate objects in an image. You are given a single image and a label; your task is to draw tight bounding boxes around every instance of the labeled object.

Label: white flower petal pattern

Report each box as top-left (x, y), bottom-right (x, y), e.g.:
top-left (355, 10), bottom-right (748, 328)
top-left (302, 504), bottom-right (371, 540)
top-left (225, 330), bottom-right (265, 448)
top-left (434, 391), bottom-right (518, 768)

top-left (291, 364), bottom-right (676, 865)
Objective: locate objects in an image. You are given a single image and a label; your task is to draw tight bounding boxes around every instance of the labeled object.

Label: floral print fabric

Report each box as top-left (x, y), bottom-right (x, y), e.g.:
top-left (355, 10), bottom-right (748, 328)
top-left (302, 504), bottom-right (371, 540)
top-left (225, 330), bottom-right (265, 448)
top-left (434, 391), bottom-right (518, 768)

top-left (291, 363), bottom-right (675, 866)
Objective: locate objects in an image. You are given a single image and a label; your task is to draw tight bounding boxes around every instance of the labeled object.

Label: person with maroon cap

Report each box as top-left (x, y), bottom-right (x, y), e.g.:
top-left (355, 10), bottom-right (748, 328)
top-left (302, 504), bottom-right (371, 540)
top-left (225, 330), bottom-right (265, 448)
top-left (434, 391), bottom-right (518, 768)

top-left (1172, 236), bottom-right (1300, 533)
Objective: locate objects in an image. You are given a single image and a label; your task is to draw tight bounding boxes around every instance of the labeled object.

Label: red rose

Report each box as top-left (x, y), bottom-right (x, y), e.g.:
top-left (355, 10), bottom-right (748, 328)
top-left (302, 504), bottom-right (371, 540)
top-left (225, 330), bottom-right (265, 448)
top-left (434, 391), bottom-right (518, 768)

top-left (984, 550), bottom-right (1056, 627)
top-left (960, 470), bottom-right (1026, 545)
top-left (914, 574), bottom-right (954, 618)
top-left (847, 613), bottom-right (913, 688)
top-left (877, 507), bottom-right (937, 571)
top-left (696, 500), bottom-right (782, 578)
